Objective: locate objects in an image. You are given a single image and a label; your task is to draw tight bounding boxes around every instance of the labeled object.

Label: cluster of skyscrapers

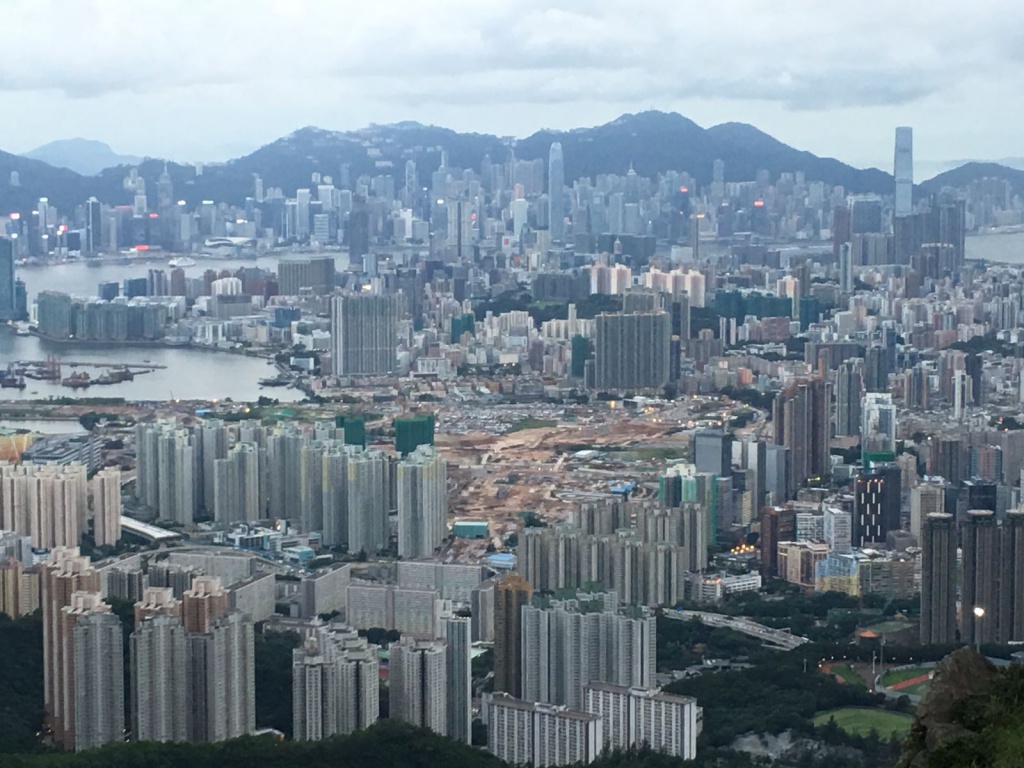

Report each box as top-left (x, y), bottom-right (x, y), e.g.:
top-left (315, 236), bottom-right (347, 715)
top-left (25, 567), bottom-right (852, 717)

top-left (135, 418), bottom-right (446, 558)
top-left (41, 548), bottom-right (254, 751)
top-left (487, 576), bottom-right (700, 766)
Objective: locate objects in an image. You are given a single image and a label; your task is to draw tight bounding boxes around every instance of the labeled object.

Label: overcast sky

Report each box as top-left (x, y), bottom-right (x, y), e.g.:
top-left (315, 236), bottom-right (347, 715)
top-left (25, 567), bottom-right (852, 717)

top-left (0, 0), bottom-right (1019, 175)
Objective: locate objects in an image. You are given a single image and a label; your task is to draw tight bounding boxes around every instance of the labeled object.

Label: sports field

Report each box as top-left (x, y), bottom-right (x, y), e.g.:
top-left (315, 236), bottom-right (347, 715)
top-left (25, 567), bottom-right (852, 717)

top-left (813, 707), bottom-right (915, 739)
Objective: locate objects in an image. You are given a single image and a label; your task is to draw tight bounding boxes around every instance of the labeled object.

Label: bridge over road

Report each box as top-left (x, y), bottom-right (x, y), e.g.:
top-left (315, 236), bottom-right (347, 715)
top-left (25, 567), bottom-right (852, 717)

top-left (666, 609), bottom-right (810, 651)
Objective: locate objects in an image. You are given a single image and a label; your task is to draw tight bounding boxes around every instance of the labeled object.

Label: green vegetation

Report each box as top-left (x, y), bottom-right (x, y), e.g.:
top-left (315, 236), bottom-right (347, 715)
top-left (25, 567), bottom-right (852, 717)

top-left (254, 630), bottom-right (301, 738)
top-left (829, 663), bottom-right (866, 688)
top-left (473, 291), bottom-right (622, 326)
top-left (902, 660), bottom-right (1024, 768)
top-left (813, 707), bottom-right (913, 739)
top-left (880, 667), bottom-right (931, 687)
top-left (505, 417), bottom-right (557, 433)
top-left (656, 615), bottom-right (763, 670)
top-left (0, 613), bottom-right (45, 754)
top-left (664, 651), bottom-right (885, 748)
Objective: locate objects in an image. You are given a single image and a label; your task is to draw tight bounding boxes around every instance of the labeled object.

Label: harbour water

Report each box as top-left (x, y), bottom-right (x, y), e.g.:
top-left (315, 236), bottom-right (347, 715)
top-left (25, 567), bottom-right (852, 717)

top-left (965, 232), bottom-right (1024, 263)
top-left (0, 253), bottom-right (333, 403)
top-left (0, 331), bottom-right (304, 403)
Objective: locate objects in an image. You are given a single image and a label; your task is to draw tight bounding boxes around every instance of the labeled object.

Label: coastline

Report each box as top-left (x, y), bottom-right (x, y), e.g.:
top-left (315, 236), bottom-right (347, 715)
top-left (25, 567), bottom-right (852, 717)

top-left (21, 329), bottom-right (273, 359)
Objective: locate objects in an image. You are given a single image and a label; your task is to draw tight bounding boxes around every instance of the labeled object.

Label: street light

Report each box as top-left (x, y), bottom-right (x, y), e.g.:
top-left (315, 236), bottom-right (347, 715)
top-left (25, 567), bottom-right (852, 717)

top-left (973, 606), bottom-right (985, 654)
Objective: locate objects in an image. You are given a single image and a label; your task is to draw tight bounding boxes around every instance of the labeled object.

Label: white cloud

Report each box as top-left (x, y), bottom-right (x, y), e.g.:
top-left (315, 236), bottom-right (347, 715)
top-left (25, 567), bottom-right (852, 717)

top-left (0, 0), bottom-right (1020, 165)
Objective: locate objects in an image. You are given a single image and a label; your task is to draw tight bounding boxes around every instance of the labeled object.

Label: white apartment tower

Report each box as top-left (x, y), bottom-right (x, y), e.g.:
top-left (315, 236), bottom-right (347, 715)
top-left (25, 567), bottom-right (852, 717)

top-left (388, 637), bottom-right (447, 735)
top-left (397, 445), bottom-right (448, 559)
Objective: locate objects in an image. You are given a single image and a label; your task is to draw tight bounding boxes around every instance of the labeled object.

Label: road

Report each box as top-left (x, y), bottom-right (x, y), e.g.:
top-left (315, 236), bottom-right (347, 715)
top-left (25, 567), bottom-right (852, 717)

top-left (667, 609), bottom-right (810, 651)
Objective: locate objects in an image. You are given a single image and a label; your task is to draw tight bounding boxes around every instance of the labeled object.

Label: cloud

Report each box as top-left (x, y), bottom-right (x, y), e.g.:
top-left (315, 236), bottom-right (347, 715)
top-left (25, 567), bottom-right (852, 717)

top-left (0, 0), bottom-right (1017, 110)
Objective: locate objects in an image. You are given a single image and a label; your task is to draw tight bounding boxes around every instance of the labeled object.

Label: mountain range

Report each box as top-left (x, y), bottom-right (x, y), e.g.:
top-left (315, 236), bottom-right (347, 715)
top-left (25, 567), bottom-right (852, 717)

top-left (23, 138), bottom-right (143, 176)
top-left (0, 111), bottom-right (1021, 217)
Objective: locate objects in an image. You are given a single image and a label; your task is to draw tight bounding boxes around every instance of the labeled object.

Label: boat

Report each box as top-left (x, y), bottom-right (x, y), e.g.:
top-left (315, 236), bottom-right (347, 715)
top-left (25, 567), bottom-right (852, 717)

top-left (259, 376), bottom-right (291, 387)
top-left (0, 375), bottom-right (25, 389)
top-left (95, 368), bottom-right (135, 385)
top-left (15, 327), bottom-right (29, 337)
top-left (169, 256), bottom-right (197, 268)
top-left (61, 372), bottom-right (91, 389)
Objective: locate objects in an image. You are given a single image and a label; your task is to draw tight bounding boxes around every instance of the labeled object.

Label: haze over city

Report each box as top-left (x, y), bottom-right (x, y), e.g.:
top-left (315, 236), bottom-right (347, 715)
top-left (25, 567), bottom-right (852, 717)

top-left (2, 3), bottom-right (1024, 768)
top-left (1, 0), bottom-right (1022, 170)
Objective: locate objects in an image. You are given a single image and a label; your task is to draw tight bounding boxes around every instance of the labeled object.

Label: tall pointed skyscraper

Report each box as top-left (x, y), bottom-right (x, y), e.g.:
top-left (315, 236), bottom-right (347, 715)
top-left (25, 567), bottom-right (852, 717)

top-left (894, 127), bottom-right (913, 218)
top-left (548, 142), bottom-right (565, 242)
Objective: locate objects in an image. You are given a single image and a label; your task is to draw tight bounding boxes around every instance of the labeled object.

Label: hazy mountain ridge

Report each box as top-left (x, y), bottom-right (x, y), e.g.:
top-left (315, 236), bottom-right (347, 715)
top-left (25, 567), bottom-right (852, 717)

top-left (23, 138), bottom-right (143, 176)
top-left (0, 112), bottom-right (1020, 217)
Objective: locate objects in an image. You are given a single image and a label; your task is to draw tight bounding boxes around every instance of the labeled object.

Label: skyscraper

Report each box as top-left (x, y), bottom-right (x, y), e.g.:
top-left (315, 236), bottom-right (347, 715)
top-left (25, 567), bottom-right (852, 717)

top-left (894, 127), bottom-right (913, 218)
top-left (834, 358), bottom-right (863, 437)
top-left (694, 431), bottom-right (732, 477)
top-left (594, 311), bottom-right (672, 392)
top-left (861, 393), bottom-right (898, 466)
top-left (388, 637), bottom-right (447, 735)
top-left (962, 509), bottom-right (999, 647)
top-left (487, 693), bottom-right (603, 767)
top-left (182, 575), bottom-right (230, 633)
top-left (910, 480), bottom-right (944, 543)
top-left (186, 611), bottom-right (255, 743)
top-left (548, 143), bottom-right (565, 242)
top-left (71, 599), bottom-right (125, 752)
top-left (853, 465), bottom-right (901, 547)
top-left (0, 237), bottom-right (15, 322)
top-left (330, 293), bottom-right (401, 375)
top-left (292, 626), bottom-right (379, 741)
top-left (998, 511), bottom-right (1024, 643)
top-left (773, 377), bottom-right (830, 496)
top-left (134, 421), bottom-right (196, 525)
top-left (397, 446), bottom-right (448, 559)
top-left (42, 548), bottom-right (100, 743)
top-left (920, 512), bottom-right (957, 645)
top-left (131, 614), bottom-right (188, 743)
top-left (494, 573), bottom-right (533, 698)
top-left (521, 595), bottom-right (655, 710)
top-left (90, 468), bottom-right (122, 547)
top-left (584, 683), bottom-right (700, 760)
top-left (442, 612), bottom-right (472, 744)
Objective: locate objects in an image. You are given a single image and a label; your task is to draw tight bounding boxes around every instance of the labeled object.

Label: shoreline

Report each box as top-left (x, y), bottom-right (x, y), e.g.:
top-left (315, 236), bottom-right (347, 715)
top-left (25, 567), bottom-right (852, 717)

top-left (16, 329), bottom-right (274, 359)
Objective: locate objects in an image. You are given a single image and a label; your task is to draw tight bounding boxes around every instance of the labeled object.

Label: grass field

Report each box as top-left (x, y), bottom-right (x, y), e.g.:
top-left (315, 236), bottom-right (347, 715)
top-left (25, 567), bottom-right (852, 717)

top-left (863, 620), bottom-right (911, 634)
top-left (880, 666), bottom-right (931, 687)
top-left (828, 663), bottom-right (866, 687)
top-left (898, 680), bottom-right (932, 697)
top-left (813, 708), bottom-right (914, 739)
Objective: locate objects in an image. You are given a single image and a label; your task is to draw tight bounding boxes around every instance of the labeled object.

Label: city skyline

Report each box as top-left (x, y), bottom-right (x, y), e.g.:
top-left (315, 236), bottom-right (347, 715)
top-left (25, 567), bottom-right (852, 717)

top-left (0, 1), bottom-right (1022, 170)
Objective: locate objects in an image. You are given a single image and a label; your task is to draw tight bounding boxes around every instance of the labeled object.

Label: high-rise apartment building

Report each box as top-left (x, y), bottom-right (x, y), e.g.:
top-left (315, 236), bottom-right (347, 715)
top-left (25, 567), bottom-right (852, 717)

top-left (441, 612), bottom-right (472, 744)
top-left (397, 445), bottom-right (447, 559)
top-left (292, 626), bottom-right (379, 741)
top-left (861, 392), bottom-right (898, 466)
top-left (0, 462), bottom-right (88, 550)
top-left (823, 506), bottom-right (852, 554)
top-left (961, 509), bottom-right (999, 647)
top-left (773, 378), bottom-right (830, 495)
top-left (594, 311), bottom-right (671, 392)
top-left (213, 443), bottom-right (261, 524)
top-left (42, 548), bottom-right (100, 743)
top-left (135, 421), bottom-right (196, 525)
top-left (186, 611), bottom-right (255, 743)
top-left (388, 637), bottom-right (447, 735)
top-left (998, 511), bottom-right (1024, 643)
top-left (583, 683), bottom-right (701, 760)
top-left (494, 573), bottom-right (533, 698)
top-left (910, 480), bottom-right (944, 543)
top-left (90, 467), bottom-right (122, 547)
top-left (131, 614), bottom-right (188, 743)
top-left (330, 293), bottom-right (401, 376)
top-left (182, 575), bottom-right (230, 633)
top-left (920, 512), bottom-right (957, 645)
top-left (834, 358), bottom-right (863, 437)
top-left (521, 596), bottom-right (655, 710)
top-left (487, 693), bottom-right (603, 767)
top-left (70, 598), bottom-right (124, 752)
